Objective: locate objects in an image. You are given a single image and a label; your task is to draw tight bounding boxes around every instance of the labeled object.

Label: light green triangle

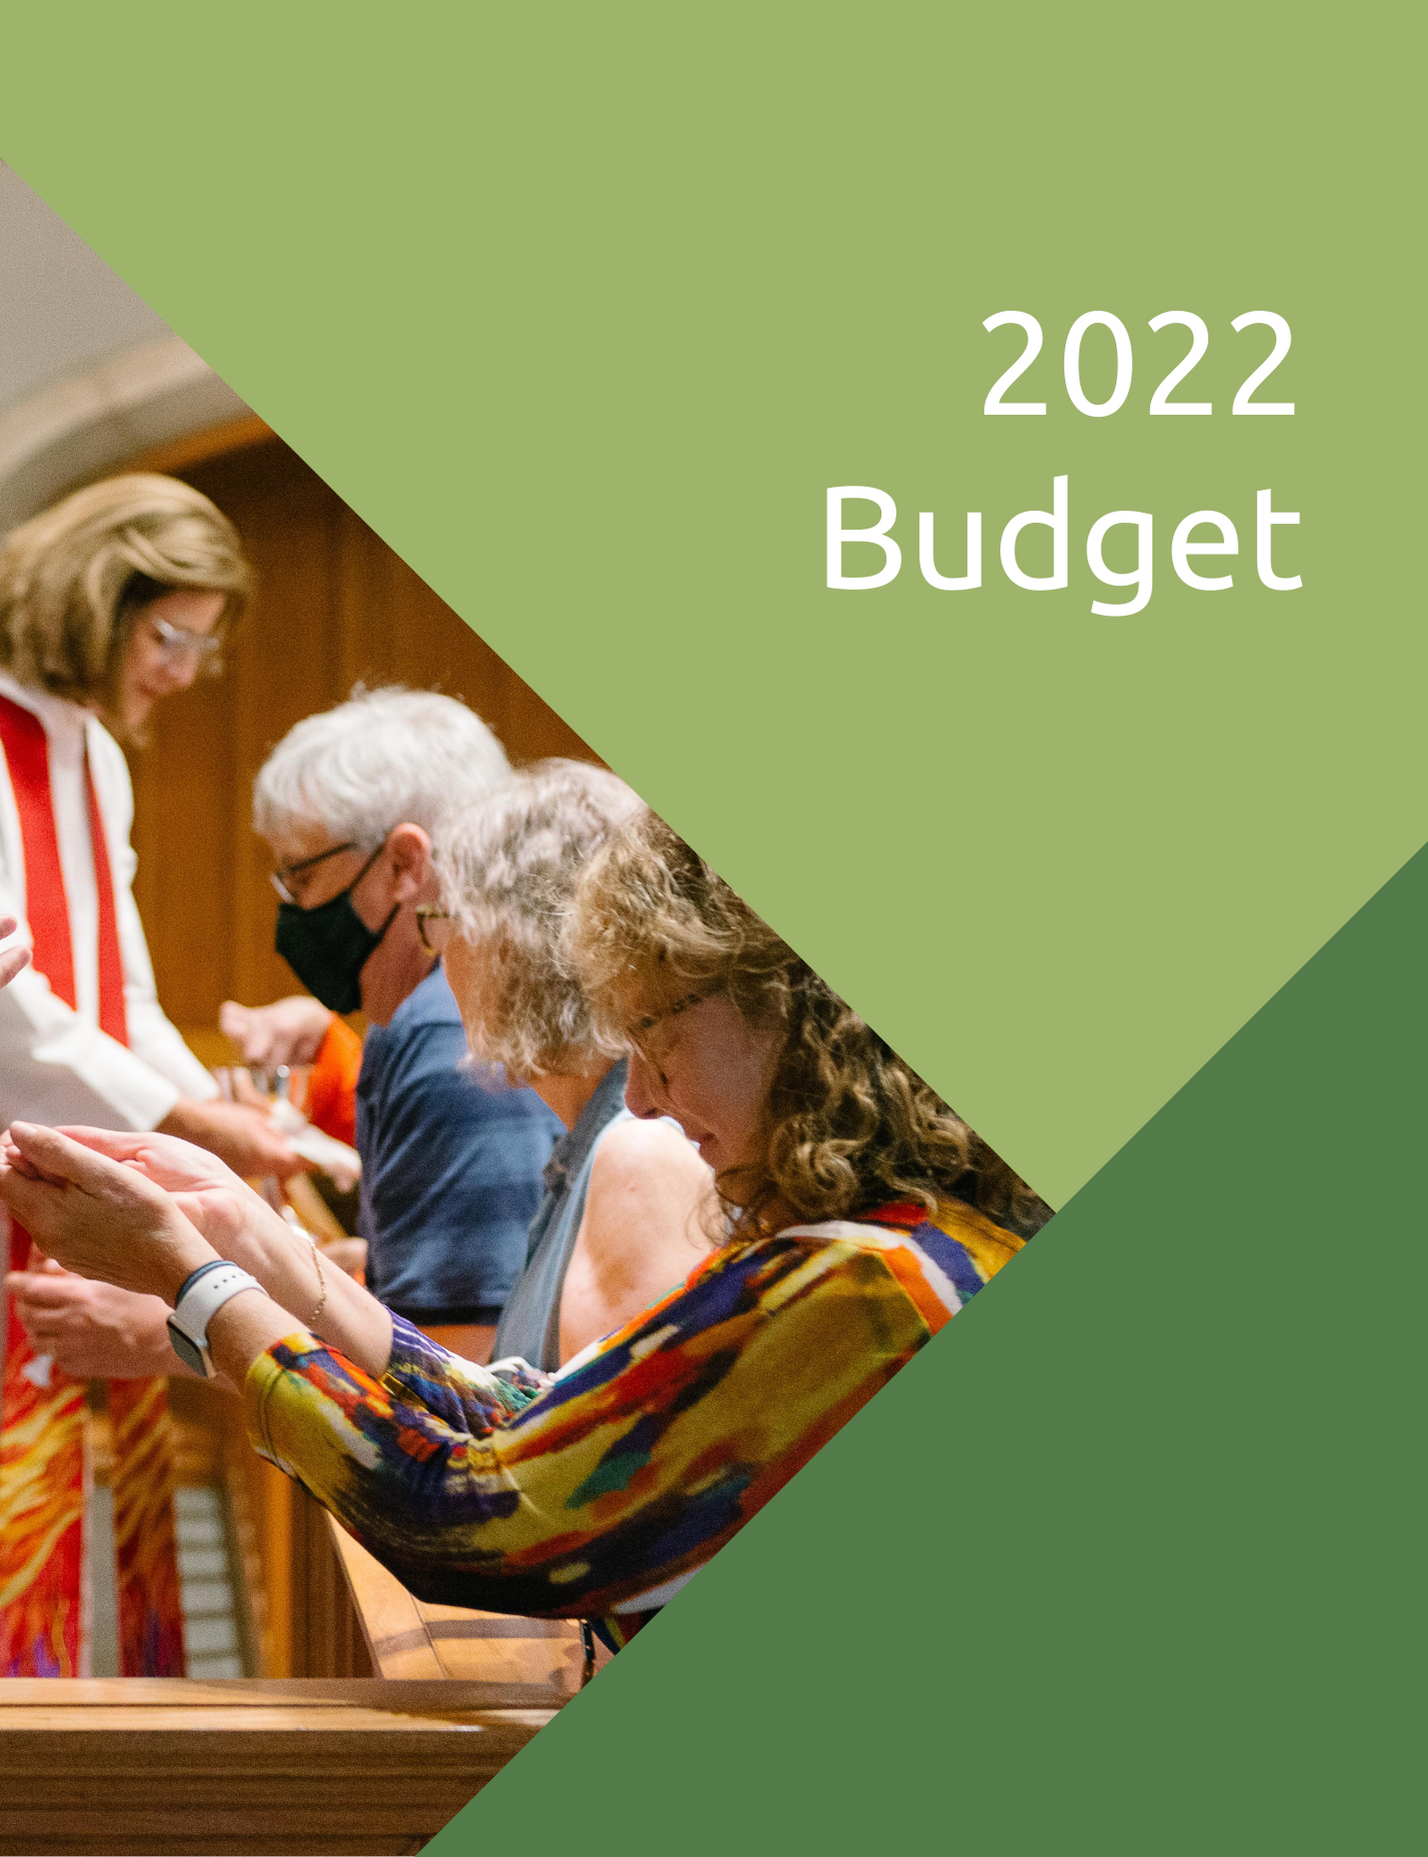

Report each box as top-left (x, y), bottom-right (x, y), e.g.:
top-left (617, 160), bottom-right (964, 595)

top-left (1, 8), bottom-right (1422, 1203)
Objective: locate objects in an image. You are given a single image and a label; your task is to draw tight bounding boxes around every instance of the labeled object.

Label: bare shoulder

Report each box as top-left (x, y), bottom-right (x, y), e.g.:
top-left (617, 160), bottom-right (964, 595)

top-left (590, 1116), bottom-right (709, 1198)
top-left (581, 1117), bottom-right (715, 1265)
top-left (560, 1120), bottom-right (715, 1356)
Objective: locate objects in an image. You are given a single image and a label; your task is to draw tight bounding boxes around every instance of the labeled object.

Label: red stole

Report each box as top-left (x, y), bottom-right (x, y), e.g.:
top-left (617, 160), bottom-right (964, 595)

top-left (0, 693), bottom-right (185, 1677)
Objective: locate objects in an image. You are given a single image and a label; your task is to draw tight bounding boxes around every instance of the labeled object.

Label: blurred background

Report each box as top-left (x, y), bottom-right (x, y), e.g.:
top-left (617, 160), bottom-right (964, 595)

top-left (0, 159), bottom-right (602, 1681)
top-left (0, 157), bottom-right (598, 1064)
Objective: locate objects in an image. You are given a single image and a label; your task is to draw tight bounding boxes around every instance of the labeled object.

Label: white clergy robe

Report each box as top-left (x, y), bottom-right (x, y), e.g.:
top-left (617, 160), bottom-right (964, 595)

top-left (0, 670), bottom-right (218, 1131)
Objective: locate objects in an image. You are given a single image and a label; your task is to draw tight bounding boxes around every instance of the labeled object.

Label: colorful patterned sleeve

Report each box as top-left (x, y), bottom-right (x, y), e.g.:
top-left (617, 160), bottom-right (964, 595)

top-left (245, 1232), bottom-right (941, 1621)
top-left (380, 1314), bottom-right (550, 1432)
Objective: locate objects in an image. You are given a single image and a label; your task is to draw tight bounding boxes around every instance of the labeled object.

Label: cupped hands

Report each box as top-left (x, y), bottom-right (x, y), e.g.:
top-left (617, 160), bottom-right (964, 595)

top-left (0, 1122), bottom-right (216, 1305)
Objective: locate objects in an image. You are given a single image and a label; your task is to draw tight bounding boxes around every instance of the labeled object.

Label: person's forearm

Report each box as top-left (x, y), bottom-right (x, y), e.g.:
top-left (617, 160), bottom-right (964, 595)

top-left (289, 1250), bottom-right (393, 1377)
top-left (207, 1288), bottom-right (313, 1390)
top-left (239, 1242), bottom-right (933, 1623)
top-left (212, 1195), bottom-right (393, 1378)
top-left (157, 1098), bottom-right (302, 1179)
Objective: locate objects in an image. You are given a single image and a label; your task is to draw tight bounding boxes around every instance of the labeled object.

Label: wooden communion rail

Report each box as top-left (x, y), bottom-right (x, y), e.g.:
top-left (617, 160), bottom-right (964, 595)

top-left (0, 1676), bottom-right (554, 1855)
top-left (329, 1521), bottom-right (606, 1690)
top-left (0, 1317), bottom-right (610, 1850)
top-left (0, 1498), bottom-right (606, 1853)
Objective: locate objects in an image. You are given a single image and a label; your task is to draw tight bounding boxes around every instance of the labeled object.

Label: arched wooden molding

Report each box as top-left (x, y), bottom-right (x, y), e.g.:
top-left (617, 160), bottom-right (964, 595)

top-left (0, 334), bottom-right (248, 535)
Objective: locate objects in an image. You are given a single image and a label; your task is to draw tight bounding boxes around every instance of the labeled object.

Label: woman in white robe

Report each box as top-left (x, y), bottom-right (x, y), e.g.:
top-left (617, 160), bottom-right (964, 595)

top-left (0, 474), bottom-right (296, 1677)
top-left (0, 477), bottom-right (295, 1162)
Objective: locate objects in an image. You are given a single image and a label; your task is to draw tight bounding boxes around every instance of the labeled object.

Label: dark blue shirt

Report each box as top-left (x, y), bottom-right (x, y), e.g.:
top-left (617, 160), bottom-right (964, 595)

top-left (355, 964), bottom-right (561, 1324)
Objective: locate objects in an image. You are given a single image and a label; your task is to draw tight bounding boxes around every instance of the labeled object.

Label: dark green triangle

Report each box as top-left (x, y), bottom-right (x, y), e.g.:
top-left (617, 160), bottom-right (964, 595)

top-left (429, 836), bottom-right (1425, 1853)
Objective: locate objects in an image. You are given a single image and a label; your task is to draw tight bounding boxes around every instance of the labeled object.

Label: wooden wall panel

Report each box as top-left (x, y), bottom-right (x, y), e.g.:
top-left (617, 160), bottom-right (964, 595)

top-left (123, 433), bottom-right (599, 1046)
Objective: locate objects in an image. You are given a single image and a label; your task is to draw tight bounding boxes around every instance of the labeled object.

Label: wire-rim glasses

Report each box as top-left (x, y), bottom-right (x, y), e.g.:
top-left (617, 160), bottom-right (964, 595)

top-left (269, 841), bottom-right (360, 905)
top-left (148, 610), bottom-right (225, 661)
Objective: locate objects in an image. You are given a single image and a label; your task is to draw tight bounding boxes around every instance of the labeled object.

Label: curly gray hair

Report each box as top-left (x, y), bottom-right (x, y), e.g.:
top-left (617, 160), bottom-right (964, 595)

top-left (435, 758), bottom-right (641, 1077)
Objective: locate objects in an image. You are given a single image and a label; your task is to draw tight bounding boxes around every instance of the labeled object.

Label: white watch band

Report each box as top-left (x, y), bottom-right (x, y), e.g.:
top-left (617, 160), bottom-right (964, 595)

top-left (171, 1264), bottom-right (263, 1349)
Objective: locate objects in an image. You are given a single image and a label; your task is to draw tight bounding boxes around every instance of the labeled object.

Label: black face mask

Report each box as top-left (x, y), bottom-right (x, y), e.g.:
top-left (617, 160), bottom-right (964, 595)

top-left (274, 846), bottom-right (399, 1014)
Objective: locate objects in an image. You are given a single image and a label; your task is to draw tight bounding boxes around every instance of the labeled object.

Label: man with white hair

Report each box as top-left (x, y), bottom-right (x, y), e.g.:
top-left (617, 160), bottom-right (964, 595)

top-left (238, 687), bottom-right (561, 1358)
top-left (25, 688), bottom-right (560, 1371)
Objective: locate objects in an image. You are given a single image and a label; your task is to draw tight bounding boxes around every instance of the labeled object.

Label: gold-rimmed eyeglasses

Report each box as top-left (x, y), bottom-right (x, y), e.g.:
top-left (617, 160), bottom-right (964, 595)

top-left (415, 905), bottom-right (454, 956)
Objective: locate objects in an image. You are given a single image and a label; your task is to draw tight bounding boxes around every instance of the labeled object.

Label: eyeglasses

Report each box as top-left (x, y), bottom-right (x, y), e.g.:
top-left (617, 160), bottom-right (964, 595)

top-left (270, 841), bottom-right (360, 905)
top-left (414, 906), bottom-right (453, 956)
top-left (148, 611), bottom-right (225, 662)
top-left (629, 989), bottom-right (713, 1041)
top-left (627, 988), bottom-right (714, 1078)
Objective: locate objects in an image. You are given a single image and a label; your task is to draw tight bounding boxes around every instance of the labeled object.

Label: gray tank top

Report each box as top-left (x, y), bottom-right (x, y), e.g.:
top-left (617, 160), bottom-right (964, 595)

top-left (491, 1061), bottom-right (631, 1372)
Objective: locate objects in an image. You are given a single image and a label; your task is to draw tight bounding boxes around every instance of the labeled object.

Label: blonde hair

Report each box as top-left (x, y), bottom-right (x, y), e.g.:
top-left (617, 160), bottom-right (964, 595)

top-left (0, 474), bottom-right (250, 709)
top-left (435, 759), bottom-right (641, 1079)
top-left (569, 807), bottom-right (1053, 1238)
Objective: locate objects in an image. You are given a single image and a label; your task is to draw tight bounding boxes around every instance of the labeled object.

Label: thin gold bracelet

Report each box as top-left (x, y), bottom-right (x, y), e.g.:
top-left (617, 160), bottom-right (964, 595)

top-left (306, 1232), bottom-right (328, 1329)
top-left (282, 1205), bottom-right (330, 1330)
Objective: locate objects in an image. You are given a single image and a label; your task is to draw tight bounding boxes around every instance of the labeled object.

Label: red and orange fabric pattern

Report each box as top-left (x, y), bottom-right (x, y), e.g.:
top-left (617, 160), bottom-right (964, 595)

top-left (0, 691), bottom-right (185, 1677)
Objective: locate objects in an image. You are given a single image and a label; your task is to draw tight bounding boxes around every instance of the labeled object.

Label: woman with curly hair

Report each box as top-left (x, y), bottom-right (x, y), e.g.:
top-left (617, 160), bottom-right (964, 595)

top-left (0, 808), bottom-right (1049, 1652)
top-left (576, 809), bottom-right (1048, 1244)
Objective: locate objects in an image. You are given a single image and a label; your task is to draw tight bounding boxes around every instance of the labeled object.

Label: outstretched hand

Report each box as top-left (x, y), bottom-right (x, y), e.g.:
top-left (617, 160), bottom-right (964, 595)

top-left (0, 1123), bottom-right (215, 1304)
top-left (54, 1125), bottom-right (242, 1193)
top-left (50, 1125), bottom-right (277, 1267)
top-left (3, 1124), bottom-right (395, 1382)
top-left (6, 1260), bottom-right (189, 1380)
top-left (0, 915), bottom-right (30, 989)
top-left (157, 1096), bottom-right (308, 1180)
top-left (219, 995), bottom-right (334, 1068)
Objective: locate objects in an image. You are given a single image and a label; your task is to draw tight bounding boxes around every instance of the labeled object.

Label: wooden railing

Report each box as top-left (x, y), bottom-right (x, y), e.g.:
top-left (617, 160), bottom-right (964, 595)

top-left (157, 1376), bottom-right (373, 1679)
top-left (329, 1521), bottom-right (607, 1694)
top-left (0, 1384), bottom-right (607, 1853)
top-left (0, 1677), bottom-right (554, 1854)
top-left (176, 1350), bottom-right (610, 1696)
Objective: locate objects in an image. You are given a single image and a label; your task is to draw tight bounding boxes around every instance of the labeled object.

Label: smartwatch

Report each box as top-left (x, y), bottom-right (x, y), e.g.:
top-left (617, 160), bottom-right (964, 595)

top-left (167, 1261), bottom-right (263, 1379)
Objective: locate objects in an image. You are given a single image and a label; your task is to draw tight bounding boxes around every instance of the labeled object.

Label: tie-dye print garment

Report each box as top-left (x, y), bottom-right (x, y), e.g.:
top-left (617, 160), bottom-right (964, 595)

top-left (245, 1199), bottom-right (1023, 1646)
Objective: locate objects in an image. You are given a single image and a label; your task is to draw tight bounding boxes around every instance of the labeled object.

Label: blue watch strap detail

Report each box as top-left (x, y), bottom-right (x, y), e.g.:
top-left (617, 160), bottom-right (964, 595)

top-left (172, 1258), bottom-right (229, 1309)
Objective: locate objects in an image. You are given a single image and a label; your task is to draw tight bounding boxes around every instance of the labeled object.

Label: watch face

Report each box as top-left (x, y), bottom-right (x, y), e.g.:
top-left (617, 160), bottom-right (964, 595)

top-left (166, 1316), bottom-right (207, 1378)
